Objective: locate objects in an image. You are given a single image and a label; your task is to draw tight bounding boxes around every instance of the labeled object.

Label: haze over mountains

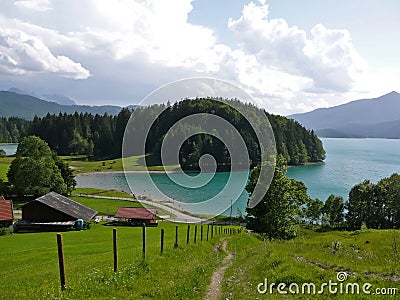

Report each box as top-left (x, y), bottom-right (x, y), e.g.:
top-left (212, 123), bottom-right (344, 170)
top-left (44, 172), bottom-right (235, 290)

top-left (8, 87), bottom-right (77, 106)
top-left (0, 90), bottom-right (129, 120)
top-left (290, 91), bottom-right (400, 138)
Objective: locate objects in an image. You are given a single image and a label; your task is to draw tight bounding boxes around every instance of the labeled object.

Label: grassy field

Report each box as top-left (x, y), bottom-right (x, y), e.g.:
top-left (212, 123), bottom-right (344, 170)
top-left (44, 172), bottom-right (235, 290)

top-left (222, 228), bottom-right (400, 299)
top-left (73, 187), bottom-right (134, 198)
top-left (0, 157), bottom-right (13, 181)
top-left (0, 222), bottom-right (233, 299)
top-left (0, 154), bottom-right (178, 182)
top-left (71, 188), bottom-right (173, 217)
top-left (64, 155), bottom-right (178, 174)
top-left (0, 226), bottom-right (398, 299)
top-left (70, 196), bottom-right (143, 216)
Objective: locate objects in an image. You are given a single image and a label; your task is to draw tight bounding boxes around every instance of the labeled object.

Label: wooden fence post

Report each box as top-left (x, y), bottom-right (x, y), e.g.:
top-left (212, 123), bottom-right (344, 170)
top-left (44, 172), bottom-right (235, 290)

top-left (174, 225), bottom-right (179, 248)
top-left (113, 228), bottom-right (118, 272)
top-left (142, 223), bottom-right (146, 259)
top-left (187, 224), bottom-right (190, 244)
top-left (56, 233), bottom-right (66, 291)
top-left (194, 225), bottom-right (197, 243)
top-left (206, 225), bottom-right (209, 241)
top-left (211, 225), bottom-right (214, 239)
top-left (160, 228), bottom-right (164, 254)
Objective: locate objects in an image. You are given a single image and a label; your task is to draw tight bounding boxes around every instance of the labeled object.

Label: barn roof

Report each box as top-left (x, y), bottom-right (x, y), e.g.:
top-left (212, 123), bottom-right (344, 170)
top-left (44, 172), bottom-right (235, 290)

top-left (115, 207), bottom-right (157, 220)
top-left (0, 196), bottom-right (13, 221)
top-left (33, 192), bottom-right (97, 222)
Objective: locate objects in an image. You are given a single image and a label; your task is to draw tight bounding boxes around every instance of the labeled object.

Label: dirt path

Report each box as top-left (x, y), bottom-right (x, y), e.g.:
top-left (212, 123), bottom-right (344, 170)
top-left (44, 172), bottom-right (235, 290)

top-left (204, 240), bottom-right (233, 300)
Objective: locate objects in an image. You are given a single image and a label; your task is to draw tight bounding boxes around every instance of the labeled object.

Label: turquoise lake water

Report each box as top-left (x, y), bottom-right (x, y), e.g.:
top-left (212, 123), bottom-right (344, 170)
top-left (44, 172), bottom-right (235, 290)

top-left (287, 138), bottom-right (400, 201)
top-left (75, 138), bottom-right (400, 215)
top-left (0, 143), bottom-right (18, 156)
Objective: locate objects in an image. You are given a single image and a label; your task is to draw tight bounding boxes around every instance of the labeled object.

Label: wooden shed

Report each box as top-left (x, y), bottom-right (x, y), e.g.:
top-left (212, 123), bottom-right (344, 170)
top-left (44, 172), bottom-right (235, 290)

top-left (0, 196), bottom-right (13, 227)
top-left (16, 192), bottom-right (97, 232)
top-left (114, 207), bottom-right (158, 226)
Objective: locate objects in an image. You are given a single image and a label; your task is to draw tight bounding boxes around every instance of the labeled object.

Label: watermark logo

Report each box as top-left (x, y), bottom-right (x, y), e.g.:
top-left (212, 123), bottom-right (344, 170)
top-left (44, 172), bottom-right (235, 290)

top-left (336, 271), bottom-right (348, 282)
top-left (257, 272), bottom-right (397, 295)
top-left (122, 78), bottom-right (276, 220)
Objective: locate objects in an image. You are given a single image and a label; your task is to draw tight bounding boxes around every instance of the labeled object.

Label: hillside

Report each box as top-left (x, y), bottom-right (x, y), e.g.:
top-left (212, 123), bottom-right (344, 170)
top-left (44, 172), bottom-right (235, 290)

top-left (0, 223), bottom-right (398, 299)
top-left (0, 91), bottom-right (124, 119)
top-left (1, 98), bottom-right (325, 165)
top-left (129, 98), bottom-right (326, 167)
top-left (8, 87), bottom-right (77, 105)
top-left (289, 91), bottom-right (400, 138)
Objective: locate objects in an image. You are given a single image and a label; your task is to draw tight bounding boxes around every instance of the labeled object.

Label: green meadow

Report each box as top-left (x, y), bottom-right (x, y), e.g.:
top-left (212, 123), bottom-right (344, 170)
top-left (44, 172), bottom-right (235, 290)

top-left (0, 154), bottom-right (177, 182)
top-left (0, 225), bottom-right (398, 299)
top-left (0, 222), bottom-right (233, 299)
top-left (0, 157), bottom-right (13, 181)
top-left (222, 228), bottom-right (400, 299)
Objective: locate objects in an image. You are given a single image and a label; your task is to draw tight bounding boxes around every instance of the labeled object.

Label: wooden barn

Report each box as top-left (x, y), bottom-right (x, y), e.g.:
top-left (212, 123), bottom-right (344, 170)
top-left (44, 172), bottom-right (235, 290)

top-left (16, 192), bottom-right (97, 232)
top-left (0, 196), bottom-right (13, 227)
top-left (114, 207), bottom-right (158, 226)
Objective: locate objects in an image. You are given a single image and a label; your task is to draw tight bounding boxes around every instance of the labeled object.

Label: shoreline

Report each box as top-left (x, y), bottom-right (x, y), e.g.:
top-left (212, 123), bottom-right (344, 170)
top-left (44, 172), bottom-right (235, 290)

top-left (287, 161), bottom-right (325, 168)
top-left (75, 161), bottom-right (325, 176)
top-left (75, 170), bottom-right (182, 176)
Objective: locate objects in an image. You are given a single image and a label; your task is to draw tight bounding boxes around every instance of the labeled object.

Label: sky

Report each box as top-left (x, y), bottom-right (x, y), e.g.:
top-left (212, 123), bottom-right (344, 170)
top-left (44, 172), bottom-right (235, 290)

top-left (0, 0), bottom-right (399, 115)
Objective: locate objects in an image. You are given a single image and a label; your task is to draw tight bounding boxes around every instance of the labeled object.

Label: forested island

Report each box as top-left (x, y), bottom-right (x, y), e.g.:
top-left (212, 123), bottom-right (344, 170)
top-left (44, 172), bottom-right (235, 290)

top-left (0, 98), bottom-right (325, 168)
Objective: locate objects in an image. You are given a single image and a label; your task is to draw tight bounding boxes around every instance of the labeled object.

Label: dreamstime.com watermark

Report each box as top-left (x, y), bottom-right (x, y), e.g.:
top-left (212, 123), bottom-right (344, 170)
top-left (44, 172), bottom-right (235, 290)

top-left (257, 272), bottom-right (398, 296)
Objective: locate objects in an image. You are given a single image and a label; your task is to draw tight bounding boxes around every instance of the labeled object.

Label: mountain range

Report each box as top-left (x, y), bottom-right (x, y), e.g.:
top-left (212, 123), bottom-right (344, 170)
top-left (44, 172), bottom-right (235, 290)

top-left (0, 90), bottom-right (135, 120)
top-left (289, 91), bottom-right (400, 138)
top-left (8, 87), bottom-right (77, 106)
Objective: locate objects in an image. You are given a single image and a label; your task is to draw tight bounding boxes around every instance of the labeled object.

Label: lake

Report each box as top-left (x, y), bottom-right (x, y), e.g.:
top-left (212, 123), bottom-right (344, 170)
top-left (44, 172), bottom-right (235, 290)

top-left (76, 138), bottom-right (400, 215)
top-left (0, 143), bottom-right (18, 156)
top-left (287, 138), bottom-right (400, 200)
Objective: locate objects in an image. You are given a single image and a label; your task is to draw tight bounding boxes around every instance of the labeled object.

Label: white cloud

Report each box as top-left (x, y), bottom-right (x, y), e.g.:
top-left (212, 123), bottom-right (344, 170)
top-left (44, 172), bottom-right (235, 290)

top-left (0, 0), bottom-right (394, 116)
top-left (14, 0), bottom-right (52, 11)
top-left (228, 2), bottom-right (366, 93)
top-left (0, 25), bottom-right (90, 79)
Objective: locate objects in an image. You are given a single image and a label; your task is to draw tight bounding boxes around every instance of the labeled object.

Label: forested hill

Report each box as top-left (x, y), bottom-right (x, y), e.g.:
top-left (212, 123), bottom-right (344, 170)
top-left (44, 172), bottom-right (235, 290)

top-left (0, 91), bottom-right (123, 119)
top-left (0, 98), bottom-right (325, 166)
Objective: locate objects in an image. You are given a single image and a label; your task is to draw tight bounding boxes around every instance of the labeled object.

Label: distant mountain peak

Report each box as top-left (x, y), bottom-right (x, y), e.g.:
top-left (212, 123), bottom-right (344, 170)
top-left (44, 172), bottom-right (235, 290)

top-left (385, 91), bottom-right (399, 96)
top-left (7, 87), bottom-right (76, 106)
top-left (289, 91), bottom-right (400, 139)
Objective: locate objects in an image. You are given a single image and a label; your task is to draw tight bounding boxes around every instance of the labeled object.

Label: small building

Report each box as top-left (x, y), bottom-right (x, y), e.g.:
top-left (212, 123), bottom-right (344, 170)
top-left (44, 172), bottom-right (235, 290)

top-left (0, 196), bottom-right (13, 227)
top-left (16, 192), bottom-right (97, 232)
top-left (114, 207), bottom-right (158, 226)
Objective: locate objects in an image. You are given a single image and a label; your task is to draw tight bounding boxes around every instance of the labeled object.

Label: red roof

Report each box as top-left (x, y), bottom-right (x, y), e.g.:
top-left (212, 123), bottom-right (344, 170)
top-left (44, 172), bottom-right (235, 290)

top-left (115, 207), bottom-right (157, 220)
top-left (0, 196), bottom-right (13, 221)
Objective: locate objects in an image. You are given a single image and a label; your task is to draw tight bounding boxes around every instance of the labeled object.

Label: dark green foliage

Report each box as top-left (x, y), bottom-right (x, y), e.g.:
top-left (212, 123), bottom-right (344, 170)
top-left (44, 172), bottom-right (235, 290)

top-left (347, 174), bottom-right (400, 229)
top-left (271, 114), bottom-right (325, 165)
top-left (7, 136), bottom-right (74, 196)
top-left (302, 198), bottom-right (324, 225)
top-left (1, 99), bottom-right (326, 166)
top-left (0, 149), bottom-right (5, 158)
top-left (246, 155), bottom-right (310, 240)
top-left (0, 117), bottom-right (29, 143)
top-left (322, 194), bottom-right (345, 227)
top-left (132, 98), bottom-right (325, 169)
top-left (53, 154), bottom-right (77, 194)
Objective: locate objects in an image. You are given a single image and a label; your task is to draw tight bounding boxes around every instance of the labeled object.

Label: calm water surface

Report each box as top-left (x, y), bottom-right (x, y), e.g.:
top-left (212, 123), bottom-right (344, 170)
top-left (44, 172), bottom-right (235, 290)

top-left (0, 143), bottom-right (18, 156)
top-left (76, 138), bottom-right (400, 215)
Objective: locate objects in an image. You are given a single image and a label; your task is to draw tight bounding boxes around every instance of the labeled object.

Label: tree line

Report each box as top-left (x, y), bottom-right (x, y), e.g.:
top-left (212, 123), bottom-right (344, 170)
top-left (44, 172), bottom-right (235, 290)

top-left (247, 156), bottom-right (400, 240)
top-left (302, 174), bottom-right (400, 230)
top-left (127, 98), bottom-right (325, 169)
top-left (0, 98), bottom-right (325, 167)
